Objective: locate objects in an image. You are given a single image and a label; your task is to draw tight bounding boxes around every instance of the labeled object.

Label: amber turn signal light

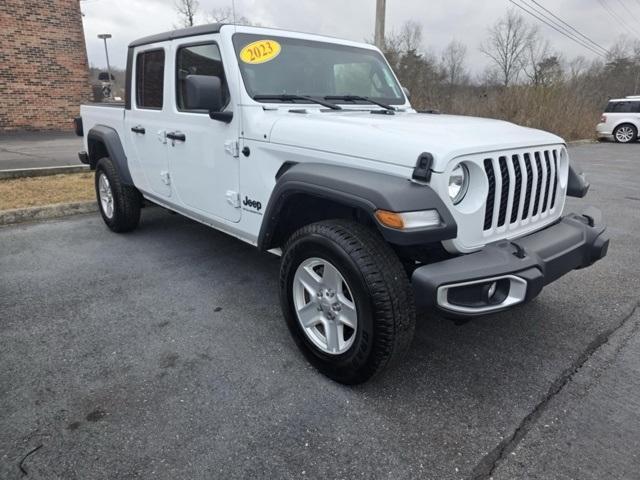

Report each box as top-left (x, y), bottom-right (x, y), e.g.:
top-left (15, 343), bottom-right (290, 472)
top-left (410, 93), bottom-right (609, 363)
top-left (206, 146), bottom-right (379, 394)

top-left (375, 210), bottom-right (404, 229)
top-left (375, 209), bottom-right (442, 230)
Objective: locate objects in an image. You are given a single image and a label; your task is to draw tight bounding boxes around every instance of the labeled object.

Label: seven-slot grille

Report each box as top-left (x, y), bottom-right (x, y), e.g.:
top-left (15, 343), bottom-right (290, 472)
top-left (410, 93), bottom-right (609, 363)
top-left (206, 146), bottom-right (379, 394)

top-left (483, 148), bottom-right (561, 232)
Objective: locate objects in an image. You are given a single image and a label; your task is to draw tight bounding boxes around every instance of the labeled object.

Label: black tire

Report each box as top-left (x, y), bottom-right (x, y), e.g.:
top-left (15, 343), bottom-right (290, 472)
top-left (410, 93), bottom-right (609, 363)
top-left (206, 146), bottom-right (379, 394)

top-left (613, 123), bottom-right (637, 143)
top-left (95, 157), bottom-right (142, 233)
top-left (280, 219), bottom-right (416, 384)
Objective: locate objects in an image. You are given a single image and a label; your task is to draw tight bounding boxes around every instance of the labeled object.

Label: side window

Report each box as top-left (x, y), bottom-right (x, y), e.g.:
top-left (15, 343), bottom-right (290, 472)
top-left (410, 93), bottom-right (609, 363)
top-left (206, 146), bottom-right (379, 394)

top-left (610, 101), bottom-right (632, 113)
top-left (633, 102), bottom-right (640, 113)
top-left (136, 49), bottom-right (165, 109)
top-left (176, 43), bottom-right (229, 111)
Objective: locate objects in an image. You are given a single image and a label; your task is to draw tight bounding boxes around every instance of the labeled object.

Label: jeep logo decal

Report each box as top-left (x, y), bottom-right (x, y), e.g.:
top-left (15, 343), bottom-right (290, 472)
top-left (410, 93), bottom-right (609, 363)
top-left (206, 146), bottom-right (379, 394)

top-left (242, 196), bottom-right (262, 211)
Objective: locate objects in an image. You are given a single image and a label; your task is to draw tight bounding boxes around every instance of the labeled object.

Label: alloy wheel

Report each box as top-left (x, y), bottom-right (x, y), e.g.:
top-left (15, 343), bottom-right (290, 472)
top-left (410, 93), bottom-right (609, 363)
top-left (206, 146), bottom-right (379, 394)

top-left (292, 257), bottom-right (358, 355)
top-left (98, 173), bottom-right (115, 219)
top-left (616, 126), bottom-right (635, 143)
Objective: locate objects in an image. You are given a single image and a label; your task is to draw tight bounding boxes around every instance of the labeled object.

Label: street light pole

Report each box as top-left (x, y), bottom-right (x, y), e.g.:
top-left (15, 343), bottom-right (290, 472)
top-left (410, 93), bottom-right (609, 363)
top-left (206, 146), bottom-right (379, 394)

top-left (97, 33), bottom-right (113, 98)
top-left (375, 0), bottom-right (386, 49)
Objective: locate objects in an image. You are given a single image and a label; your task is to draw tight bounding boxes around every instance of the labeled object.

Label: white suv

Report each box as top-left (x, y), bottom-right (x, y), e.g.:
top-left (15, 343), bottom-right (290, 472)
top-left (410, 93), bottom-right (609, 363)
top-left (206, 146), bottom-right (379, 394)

top-left (597, 96), bottom-right (640, 143)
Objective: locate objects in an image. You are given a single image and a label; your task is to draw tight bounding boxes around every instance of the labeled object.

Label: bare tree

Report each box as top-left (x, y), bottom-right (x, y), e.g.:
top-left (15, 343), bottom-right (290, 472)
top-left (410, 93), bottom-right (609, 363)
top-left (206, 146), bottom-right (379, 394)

top-left (379, 22), bottom-right (443, 109)
top-left (537, 56), bottom-right (564, 86)
top-left (441, 40), bottom-right (468, 86)
top-left (567, 55), bottom-right (587, 80)
top-left (380, 21), bottom-right (423, 71)
top-left (206, 6), bottom-right (232, 23)
top-left (523, 36), bottom-right (554, 85)
top-left (480, 9), bottom-right (536, 87)
top-left (399, 21), bottom-right (423, 53)
top-left (204, 6), bottom-right (255, 25)
top-left (175, 0), bottom-right (199, 27)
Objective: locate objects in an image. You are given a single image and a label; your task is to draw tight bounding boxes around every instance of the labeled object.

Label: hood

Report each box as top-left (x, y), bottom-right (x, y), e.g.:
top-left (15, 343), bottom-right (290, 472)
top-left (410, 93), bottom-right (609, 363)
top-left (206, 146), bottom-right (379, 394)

top-left (267, 110), bottom-right (564, 172)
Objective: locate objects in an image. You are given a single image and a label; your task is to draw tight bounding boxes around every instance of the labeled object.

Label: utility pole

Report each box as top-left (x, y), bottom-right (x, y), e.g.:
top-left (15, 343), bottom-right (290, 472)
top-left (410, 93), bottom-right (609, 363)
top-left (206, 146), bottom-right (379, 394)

top-left (375, 0), bottom-right (386, 49)
top-left (98, 33), bottom-right (113, 98)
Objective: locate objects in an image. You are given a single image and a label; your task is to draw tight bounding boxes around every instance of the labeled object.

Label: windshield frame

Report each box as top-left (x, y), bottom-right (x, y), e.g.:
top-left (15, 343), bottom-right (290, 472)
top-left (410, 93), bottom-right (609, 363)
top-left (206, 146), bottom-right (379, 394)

top-left (231, 32), bottom-right (407, 106)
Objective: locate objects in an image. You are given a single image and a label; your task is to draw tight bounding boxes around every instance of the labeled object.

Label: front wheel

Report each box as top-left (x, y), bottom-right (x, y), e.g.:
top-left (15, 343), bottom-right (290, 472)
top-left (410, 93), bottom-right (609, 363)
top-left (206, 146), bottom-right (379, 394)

top-left (279, 220), bottom-right (416, 384)
top-left (613, 124), bottom-right (637, 143)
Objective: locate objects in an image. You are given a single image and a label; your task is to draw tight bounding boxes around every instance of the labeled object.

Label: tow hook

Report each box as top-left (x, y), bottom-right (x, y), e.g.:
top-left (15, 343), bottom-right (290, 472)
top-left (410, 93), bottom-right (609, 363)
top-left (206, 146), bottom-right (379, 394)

top-left (513, 243), bottom-right (527, 259)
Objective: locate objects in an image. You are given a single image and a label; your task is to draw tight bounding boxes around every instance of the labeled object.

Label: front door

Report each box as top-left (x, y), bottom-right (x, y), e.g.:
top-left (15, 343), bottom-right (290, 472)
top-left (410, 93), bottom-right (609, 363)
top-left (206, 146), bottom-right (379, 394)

top-left (124, 45), bottom-right (171, 198)
top-left (165, 38), bottom-right (241, 222)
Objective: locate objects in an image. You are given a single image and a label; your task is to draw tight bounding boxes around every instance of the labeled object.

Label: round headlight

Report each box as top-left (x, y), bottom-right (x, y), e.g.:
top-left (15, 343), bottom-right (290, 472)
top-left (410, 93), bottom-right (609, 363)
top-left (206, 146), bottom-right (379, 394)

top-left (448, 163), bottom-right (469, 205)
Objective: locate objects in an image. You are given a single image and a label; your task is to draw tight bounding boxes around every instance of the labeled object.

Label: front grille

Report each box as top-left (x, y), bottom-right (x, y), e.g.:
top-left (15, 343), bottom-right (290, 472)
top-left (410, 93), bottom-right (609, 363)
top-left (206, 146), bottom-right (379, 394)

top-left (483, 159), bottom-right (495, 230)
top-left (510, 155), bottom-right (522, 224)
top-left (483, 148), bottom-right (560, 232)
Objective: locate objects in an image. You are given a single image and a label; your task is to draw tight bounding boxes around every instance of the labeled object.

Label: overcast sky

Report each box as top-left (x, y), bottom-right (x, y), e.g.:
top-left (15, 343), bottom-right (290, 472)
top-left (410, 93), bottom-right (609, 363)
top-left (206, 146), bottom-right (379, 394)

top-left (81, 0), bottom-right (627, 74)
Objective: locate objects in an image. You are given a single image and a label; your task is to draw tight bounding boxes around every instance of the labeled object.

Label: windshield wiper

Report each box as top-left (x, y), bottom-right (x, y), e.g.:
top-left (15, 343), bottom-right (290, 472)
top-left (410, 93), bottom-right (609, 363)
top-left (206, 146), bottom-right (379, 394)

top-left (324, 95), bottom-right (395, 111)
top-left (253, 94), bottom-right (342, 110)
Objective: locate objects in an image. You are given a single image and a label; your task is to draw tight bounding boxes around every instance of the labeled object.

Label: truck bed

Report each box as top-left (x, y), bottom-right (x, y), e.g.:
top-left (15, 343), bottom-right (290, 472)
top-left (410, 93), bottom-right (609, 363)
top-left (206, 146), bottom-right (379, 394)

top-left (80, 103), bottom-right (126, 154)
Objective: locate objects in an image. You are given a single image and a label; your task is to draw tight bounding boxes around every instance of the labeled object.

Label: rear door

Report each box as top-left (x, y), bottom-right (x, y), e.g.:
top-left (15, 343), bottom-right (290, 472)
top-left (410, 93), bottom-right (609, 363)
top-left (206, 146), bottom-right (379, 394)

top-left (125, 45), bottom-right (172, 198)
top-left (633, 101), bottom-right (640, 123)
top-left (164, 37), bottom-right (241, 222)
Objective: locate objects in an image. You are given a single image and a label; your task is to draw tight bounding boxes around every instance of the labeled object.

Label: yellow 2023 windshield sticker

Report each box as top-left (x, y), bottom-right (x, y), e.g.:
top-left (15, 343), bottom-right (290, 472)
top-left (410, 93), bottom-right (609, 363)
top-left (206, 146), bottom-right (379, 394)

top-left (240, 39), bottom-right (281, 64)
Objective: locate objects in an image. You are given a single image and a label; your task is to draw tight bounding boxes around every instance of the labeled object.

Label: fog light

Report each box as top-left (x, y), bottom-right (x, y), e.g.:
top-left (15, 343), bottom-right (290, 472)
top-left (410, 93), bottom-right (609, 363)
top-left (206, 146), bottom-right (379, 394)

top-left (437, 276), bottom-right (528, 314)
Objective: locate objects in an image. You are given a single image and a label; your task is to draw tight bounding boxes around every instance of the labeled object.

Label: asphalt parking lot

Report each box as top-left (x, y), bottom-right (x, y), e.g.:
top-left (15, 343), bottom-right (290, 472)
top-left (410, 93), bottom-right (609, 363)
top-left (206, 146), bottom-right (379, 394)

top-left (0, 132), bottom-right (82, 170)
top-left (1, 142), bottom-right (639, 480)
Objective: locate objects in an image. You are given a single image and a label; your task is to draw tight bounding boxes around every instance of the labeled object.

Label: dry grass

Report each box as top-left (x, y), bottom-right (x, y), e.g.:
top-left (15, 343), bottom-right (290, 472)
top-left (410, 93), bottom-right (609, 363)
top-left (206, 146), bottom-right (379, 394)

top-left (0, 172), bottom-right (95, 211)
top-left (434, 85), bottom-right (602, 141)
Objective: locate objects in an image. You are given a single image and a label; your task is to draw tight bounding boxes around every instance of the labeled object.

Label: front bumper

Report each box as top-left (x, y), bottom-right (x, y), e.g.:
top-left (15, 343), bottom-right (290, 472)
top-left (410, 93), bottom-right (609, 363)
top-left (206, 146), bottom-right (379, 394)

top-left (412, 207), bottom-right (609, 316)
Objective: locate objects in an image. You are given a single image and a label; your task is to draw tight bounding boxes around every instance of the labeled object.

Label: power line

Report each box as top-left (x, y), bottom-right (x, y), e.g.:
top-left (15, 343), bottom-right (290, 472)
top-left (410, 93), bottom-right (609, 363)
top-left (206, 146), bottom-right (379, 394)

top-left (615, 0), bottom-right (640, 27)
top-left (598, 0), bottom-right (640, 39)
top-left (508, 0), bottom-right (608, 58)
top-left (524, 0), bottom-right (610, 55)
top-left (511, 0), bottom-right (609, 57)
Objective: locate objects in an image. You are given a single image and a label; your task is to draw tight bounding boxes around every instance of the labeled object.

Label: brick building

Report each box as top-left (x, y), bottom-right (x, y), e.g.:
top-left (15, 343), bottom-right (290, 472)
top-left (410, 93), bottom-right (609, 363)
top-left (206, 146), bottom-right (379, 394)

top-left (0, 0), bottom-right (91, 132)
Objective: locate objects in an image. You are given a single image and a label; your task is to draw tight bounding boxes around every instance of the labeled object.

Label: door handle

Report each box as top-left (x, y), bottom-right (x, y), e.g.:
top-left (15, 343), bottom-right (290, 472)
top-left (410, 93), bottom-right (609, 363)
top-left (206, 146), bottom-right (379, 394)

top-left (131, 125), bottom-right (146, 134)
top-left (166, 131), bottom-right (186, 142)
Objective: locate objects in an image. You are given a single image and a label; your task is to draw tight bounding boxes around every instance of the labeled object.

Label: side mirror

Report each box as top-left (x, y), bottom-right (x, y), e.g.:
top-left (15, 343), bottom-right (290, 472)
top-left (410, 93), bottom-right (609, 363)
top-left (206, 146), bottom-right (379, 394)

top-left (402, 86), bottom-right (411, 101)
top-left (184, 75), bottom-right (233, 123)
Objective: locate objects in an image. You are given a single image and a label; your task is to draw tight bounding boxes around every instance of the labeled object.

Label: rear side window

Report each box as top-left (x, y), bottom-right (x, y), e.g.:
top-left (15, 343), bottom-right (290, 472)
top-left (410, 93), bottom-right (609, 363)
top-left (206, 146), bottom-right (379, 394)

top-left (176, 43), bottom-right (229, 111)
top-left (136, 49), bottom-right (165, 109)
top-left (605, 101), bottom-right (633, 113)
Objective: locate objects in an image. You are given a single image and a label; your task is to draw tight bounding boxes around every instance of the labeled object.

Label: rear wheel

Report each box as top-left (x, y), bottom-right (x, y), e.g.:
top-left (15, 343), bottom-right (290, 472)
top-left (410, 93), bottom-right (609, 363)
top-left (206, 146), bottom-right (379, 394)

top-left (613, 124), bottom-right (637, 143)
top-left (95, 157), bottom-right (142, 232)
top-left (280, 220), bottom-right (416, 384)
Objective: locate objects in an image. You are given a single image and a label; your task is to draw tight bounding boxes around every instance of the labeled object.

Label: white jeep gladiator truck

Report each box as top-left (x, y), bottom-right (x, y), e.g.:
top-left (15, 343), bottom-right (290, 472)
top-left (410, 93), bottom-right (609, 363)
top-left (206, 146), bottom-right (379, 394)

top-left (76, 24), bottom-right (609, 384)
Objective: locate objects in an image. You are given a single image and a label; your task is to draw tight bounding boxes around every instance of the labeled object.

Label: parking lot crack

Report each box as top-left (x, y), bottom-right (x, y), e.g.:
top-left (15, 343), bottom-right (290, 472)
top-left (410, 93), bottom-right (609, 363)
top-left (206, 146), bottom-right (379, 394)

top-left (0, 147), bottom-right (43, 159)
top-left (469, 301), bottom-right (640, 480)
top-left (18, 443), bottom-right (43, 475)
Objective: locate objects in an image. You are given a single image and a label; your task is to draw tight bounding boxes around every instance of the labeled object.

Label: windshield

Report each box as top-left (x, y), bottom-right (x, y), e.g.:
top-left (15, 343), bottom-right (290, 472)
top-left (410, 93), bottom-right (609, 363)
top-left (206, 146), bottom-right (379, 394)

top-left (232, 33), bottom-right (406, 105)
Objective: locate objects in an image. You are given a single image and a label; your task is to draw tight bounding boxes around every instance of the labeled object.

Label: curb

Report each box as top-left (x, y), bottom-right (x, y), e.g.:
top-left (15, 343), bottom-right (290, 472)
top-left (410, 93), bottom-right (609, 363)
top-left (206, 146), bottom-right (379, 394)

top-left (0, 165), bottom-right (89, 180)
top-left (0, 201), bottom-right (97, 226)
top-left (567, 139), bottom-right (597, 145)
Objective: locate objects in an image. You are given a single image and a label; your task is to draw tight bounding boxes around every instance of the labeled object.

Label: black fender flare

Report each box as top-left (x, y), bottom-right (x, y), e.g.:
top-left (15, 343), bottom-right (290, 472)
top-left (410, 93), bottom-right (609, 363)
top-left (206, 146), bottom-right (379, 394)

top-left (87, 125), bottom-right (133, 185)
top-left (258, 163), bottom-right (457, 250)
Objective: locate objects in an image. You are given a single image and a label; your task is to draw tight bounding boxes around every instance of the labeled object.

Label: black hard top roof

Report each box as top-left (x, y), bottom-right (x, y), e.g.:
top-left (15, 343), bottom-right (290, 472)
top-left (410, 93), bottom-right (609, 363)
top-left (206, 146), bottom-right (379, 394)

top-left (129, 23), bottom-right (225, 48)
